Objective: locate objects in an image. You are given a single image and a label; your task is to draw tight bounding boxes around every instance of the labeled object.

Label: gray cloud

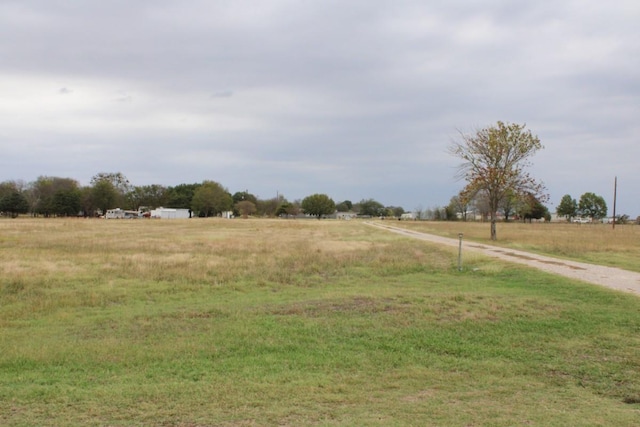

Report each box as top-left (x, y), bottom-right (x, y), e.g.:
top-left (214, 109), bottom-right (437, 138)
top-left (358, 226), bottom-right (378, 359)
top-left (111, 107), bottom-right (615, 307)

top-left (0, 0), bottom-right (639, 215)
top-left (211, 90), bottom-right (234, 99)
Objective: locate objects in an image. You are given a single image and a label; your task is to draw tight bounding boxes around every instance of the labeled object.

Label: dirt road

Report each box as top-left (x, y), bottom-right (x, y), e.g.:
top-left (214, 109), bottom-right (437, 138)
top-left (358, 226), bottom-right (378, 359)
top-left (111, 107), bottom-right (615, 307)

top-left (367, 222), bottom-right (640, 296)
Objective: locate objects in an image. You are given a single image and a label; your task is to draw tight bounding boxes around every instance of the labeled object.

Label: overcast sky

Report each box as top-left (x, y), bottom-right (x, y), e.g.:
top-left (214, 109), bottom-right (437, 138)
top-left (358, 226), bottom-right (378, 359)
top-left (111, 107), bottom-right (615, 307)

top-left (1, 1), bottom-right (638, 215)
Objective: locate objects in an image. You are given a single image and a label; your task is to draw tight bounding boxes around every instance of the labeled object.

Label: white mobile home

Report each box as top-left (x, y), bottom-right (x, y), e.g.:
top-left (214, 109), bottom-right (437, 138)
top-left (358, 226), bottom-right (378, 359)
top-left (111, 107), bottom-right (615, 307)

top-left (149, 208), bottom-right (191, 219)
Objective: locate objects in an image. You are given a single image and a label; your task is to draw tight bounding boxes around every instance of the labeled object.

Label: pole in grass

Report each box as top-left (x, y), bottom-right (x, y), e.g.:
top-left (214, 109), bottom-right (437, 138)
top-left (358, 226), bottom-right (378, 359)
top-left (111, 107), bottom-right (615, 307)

top-left (458, 233), bottom-right (463, 271)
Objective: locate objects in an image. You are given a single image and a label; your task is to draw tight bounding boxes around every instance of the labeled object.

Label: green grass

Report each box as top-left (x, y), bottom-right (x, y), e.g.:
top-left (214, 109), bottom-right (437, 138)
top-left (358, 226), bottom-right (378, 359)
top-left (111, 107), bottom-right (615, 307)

top-left (1, 218), bottom-right (640, 426)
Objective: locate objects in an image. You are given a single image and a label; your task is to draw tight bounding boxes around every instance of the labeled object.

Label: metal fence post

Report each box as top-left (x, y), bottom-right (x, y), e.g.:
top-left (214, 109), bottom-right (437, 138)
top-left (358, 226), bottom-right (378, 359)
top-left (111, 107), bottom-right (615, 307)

top-left (458, 233), bottom-right (463, 271)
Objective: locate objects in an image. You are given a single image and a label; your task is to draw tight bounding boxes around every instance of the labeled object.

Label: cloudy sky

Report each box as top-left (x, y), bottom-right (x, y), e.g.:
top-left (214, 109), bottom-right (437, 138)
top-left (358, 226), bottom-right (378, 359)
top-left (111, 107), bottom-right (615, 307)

top-left (1, 1), bottom-right (638, 215)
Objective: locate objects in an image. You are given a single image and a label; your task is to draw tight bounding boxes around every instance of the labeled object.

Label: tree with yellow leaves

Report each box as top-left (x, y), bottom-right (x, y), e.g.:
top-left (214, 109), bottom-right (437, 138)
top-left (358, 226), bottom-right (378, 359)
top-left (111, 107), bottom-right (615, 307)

top-left (450, 121), bottom-right (546, 240)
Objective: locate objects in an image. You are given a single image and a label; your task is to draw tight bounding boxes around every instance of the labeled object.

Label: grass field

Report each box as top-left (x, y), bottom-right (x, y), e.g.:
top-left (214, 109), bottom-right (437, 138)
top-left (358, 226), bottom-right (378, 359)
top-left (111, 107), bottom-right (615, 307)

top-left (1, 218), bottom-right (640, 426)
top-left (390, 220), bottom-right (640, 273)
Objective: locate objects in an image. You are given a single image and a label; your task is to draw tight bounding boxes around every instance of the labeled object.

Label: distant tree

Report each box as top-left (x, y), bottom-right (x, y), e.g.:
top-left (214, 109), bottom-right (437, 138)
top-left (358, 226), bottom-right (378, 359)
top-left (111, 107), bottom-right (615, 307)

top-left (128, 184), bottom-right (169, 210)
top-left (235, 200), bottom-right (256, 218)
top-left (0, 181), bottom-right (17, 200)
top-left (443, 205), bottom-right (457, 221)
top-left (387, 206), bottom-right (405, 217)
top-left (335, 200), bottom-right (353, 212)
top-left (414, 205), bottom-right (424, 220)
top-left (450, 121), bottom-right (546, 240)
top-left (286, 201), bottom-right (301, 217)
top-left (432, 207), bottom-right (445, 221)
top-left (167, 183), bottom-right (201, 209)
top-left (232, 191), bottom-right (258, 205)
top-left (90, 172), bottom-right (130, 213)
top-left (616, 214), bottom-right (630, 225)
top-left (0, 185), bottom-right (29, 217)
top-left (578, 192), bottom-right (607, 220)
top-left (231, 191), bottom-right (257, 216)
top-left (28, 176), bottom-right (55, 216)
top-left (301, 194), bottom-right (335, 219)
top-left (448, 194), bottom-right (470, 221)
top-left (277, 200), bottom-right (301, 218)
top-left (520, 193), bottom-right (550, 222)
top-left (52, 188), bottom-right (81, 216)
top-left (556, 194), bottom-right (578, 221)
top-left (91, 172), bottom-right (131, 195)
top-left (29, 176), bottom-right (80, 217)
top-left (499, 189), bottom-right (519, 222)
top-left (191, 181), bottom-right (232, 217)
top-left (256, 195), bottom-right (285, 217)
top-left (355, 198), bottom-right (384, 217)
top-left (91, 180), bottom-right (118, 216)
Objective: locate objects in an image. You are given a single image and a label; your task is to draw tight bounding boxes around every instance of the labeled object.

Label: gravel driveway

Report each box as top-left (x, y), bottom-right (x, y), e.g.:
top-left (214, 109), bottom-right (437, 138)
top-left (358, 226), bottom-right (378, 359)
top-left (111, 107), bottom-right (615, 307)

top-left (367, 222), bottom-right (640, 296)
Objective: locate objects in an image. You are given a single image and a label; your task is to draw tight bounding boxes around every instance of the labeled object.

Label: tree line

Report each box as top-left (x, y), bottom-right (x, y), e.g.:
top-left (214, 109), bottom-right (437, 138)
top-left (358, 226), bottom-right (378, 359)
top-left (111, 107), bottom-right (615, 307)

top-left (0, 172), bottom-right (407, 219)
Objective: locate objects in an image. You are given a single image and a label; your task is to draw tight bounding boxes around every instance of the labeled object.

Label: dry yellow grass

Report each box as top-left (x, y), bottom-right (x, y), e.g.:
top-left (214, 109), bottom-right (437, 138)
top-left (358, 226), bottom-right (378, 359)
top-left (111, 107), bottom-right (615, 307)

top-left (391, 220), bottom-right (640, 271)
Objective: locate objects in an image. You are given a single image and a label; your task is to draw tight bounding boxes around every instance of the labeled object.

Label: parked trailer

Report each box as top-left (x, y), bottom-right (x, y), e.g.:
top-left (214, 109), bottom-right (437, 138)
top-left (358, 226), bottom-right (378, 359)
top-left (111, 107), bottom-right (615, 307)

top-left (149, 208), bottom-right (191, 219)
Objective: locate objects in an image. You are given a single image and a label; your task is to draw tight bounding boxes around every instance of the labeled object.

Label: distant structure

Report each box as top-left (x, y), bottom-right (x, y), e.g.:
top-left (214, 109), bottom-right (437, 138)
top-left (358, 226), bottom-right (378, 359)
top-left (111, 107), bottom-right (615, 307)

top-left (105, 208), bottom-right (139, 219)
top-left (149, 208), bottom-right (191, 219)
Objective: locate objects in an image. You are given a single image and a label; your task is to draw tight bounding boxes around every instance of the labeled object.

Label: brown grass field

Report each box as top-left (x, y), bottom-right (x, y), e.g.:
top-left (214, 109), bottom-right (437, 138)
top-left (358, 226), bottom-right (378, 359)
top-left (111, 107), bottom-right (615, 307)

top-left (1, 217), bottom-right (640, 426)
top-left (389, 220), bottom-right (640, 272)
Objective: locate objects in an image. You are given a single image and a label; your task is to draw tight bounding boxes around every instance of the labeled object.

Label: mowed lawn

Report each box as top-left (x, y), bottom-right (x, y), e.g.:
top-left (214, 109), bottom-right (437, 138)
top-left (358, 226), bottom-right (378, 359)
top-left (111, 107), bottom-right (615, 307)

top-left (1, 218), bottom-right (639, 426)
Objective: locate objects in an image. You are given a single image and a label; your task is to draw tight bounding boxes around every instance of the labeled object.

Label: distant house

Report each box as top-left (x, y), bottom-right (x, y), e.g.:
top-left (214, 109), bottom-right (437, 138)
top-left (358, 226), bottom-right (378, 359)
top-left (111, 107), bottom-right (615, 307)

top-left (400, 212), bottom-right (416, 220)
top-left (149, 208), bottom-right (191, 219)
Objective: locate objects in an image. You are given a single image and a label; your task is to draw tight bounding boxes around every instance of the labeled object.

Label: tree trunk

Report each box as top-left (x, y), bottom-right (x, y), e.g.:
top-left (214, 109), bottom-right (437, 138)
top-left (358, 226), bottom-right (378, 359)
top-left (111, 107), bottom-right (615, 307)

top-left (490, 213), bottom-right (497, 240)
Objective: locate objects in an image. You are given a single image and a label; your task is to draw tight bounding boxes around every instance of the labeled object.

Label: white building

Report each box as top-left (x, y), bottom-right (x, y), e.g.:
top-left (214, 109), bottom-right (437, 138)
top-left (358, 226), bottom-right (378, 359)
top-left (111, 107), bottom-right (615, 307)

top-left (149, 208), bottom-right (191, 219)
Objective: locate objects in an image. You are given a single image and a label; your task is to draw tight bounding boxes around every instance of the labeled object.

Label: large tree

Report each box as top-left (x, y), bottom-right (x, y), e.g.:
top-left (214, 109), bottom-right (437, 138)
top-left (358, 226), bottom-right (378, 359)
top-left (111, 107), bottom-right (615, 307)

top-left (301, 193), bottom-right (335, 219)
top-left (29, 176), bottom-right (80, 217)
top-left (519, 193), bottom-right (550, 222)
top-left (355, 198), bottom-right (385, 217)
top-left (52, 187), bottom-right (82, 216)
top-left (578, 192), bottom-right (607, 220)
top-left (90, 172), bottom-right (130, 214)
top-left (235, 200), bottom-right (256, 218)
top-left (232, 191), bottom-right (258, 206)
top-left (191, 181), bottom-right (232, 217)
top-left (450, 121), bottom-right (546, 240)
top-left (0, 182), bottom-right (29, 217)
top-left (556, 194), bottom-right (578, 221)
top-left (91, 180), bottom-right (118, 216)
